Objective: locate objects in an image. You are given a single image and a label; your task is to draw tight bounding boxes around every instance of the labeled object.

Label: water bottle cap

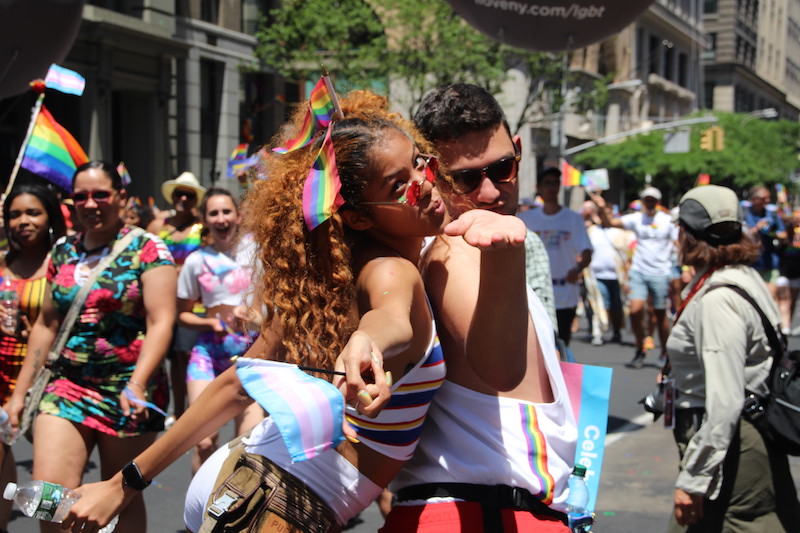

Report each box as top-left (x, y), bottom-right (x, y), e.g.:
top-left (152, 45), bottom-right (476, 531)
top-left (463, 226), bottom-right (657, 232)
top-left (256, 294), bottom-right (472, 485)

top-left (572, 464), bottom-right (587, 477)
top-left (3, 482), bottom-right (16, 501)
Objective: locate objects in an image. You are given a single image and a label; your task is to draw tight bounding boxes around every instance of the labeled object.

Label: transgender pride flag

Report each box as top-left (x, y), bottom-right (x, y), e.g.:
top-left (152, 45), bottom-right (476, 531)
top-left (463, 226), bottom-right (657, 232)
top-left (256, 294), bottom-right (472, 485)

top-left (236, 358), bottom-right (345, 462)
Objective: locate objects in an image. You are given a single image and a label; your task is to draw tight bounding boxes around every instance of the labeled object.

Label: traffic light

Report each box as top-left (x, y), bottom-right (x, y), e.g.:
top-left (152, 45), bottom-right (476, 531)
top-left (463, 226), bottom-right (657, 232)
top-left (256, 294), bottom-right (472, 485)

top-left (700, 126), bottom-right (724, 151)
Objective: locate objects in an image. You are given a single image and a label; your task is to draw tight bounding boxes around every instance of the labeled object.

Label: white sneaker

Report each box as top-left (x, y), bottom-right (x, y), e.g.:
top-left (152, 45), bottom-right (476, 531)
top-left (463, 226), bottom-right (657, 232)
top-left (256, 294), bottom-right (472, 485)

top-left (591, 336), bottom-right (604, 346)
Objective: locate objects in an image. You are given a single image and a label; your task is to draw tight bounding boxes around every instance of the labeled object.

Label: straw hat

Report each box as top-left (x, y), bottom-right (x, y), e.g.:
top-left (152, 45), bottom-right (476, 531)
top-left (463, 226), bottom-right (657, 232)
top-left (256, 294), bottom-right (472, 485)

top-left (161, 172), bottom-right (206, 203)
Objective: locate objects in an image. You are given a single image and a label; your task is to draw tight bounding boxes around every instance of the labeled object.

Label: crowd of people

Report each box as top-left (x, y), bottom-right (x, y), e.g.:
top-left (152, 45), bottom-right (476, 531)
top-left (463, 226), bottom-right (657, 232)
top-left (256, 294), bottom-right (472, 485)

top-left (0, 82), bottom-right (794, 533)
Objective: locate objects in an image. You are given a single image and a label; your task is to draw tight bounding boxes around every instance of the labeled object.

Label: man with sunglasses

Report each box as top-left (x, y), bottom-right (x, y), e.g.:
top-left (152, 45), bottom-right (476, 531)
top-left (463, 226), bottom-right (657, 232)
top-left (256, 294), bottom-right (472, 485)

top-left (382, 84), bottom-right (576, 533)
top-left (520, 166), bottom-right (593, 347)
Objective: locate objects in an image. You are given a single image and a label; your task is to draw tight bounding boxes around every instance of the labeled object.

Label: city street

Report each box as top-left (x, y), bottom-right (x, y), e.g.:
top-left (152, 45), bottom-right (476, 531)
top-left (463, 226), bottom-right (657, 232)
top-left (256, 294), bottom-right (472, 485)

top-left (6, 323), bottom-right (800, 532)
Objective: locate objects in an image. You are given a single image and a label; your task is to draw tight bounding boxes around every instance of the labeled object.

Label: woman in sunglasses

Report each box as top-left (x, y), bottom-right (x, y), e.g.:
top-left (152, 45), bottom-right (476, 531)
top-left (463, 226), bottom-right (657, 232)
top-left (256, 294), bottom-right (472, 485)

top-left (0, 184), bottom-right (66, 532)
top-left (5, 161), bottom-right (177, 532)
top-left (61, 90), bottom-right (525, 533)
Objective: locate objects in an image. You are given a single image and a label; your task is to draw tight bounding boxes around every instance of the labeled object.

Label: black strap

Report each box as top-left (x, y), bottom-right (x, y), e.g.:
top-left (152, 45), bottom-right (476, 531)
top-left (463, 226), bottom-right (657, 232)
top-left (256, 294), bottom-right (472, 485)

top-left (395, 483), bottom-right (568, 532)
top-left (705, 283), bottom-right (783, 381)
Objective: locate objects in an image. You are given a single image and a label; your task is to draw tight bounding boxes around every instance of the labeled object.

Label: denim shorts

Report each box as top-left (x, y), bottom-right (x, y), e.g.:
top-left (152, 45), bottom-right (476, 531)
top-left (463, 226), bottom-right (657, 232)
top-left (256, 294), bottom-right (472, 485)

top-left (596, 279), bottom-right (622, 313)
top-left (628, 270), bottom-right (670, 309)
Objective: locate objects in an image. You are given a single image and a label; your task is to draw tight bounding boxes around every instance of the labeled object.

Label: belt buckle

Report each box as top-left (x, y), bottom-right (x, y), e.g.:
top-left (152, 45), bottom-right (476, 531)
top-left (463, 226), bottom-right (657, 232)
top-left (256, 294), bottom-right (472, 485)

top-left (208, 491), bottom-right (238, 518)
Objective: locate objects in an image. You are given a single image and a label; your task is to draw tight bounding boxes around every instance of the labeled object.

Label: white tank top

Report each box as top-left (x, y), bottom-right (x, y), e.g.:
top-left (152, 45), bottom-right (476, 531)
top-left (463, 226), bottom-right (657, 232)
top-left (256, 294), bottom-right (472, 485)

top-left (389, 287), bottom-right (578, 512)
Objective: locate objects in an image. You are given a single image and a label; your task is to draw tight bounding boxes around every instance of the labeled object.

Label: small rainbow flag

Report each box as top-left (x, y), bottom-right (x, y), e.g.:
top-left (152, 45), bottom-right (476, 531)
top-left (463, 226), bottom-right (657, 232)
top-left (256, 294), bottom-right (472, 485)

top-left (273, 104), bottom-right (319, 154)
top-left (227, 143), bottom-right (249, 178)
top-left (310, 77), bottom-right (336, 128)
top-left (21, 105), bottom-right (88, 192)
top-left (273, 75), bottom-right (343, 154)
top-left (116, 162), bottom-right (132, 187)
top-left (776, 183), bottom-right (789, 207)
top-left (560, 159), bottom-right (583, 187)
top-left (303, 126), bottom-right (344, 230)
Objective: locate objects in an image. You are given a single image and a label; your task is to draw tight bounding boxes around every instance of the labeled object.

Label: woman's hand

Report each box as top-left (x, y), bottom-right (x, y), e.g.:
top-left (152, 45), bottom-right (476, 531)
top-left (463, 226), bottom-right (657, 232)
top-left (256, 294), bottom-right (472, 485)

top-left (334, 331), bottom-right (391, 424)
top-left (673, 488), bottom-right (703, 526)
top-left (2, 395), bottom-right (24, 431)
top-left (60, 478), bottom-right (132, 532)
top-left (119, 381), bottom-right (149, 423)
top-left (444, 210), bottom-right (527, 250)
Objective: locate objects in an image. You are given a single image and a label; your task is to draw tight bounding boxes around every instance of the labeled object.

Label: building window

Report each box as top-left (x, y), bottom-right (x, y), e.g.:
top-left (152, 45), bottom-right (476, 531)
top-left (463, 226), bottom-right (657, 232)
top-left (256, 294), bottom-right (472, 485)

top-left (201, 0), bottom-right (218, 23)
top-left (678, 53), bottom-right (688, 87)
top-left (704, 0), bottom-right (718, 13)
top-left (704, 81), bottom-right (715, 109)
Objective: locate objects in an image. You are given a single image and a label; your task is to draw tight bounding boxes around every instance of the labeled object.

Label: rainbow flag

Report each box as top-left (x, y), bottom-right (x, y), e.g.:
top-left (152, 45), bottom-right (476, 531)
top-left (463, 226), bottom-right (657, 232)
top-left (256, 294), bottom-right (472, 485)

top-left (235, 357), bottom-right (345, 462)
top-left (227, 143), bottom-right (248, 177)
top-left (21, 105), bottom-right (88, 192)
top-left (44, 64), bottom-right (85, 96)
top-left (116, 162), bottom-right (131, 187)
top-left (273, 104), bottom-right (319, 154)
top-left (776, 183), bottom-right (789, 207)
top-left (560, 159), bottom-right (583, 187)
top-left (310, 77), bottom-right (336, 128)
top-left (303, 126), bottom-right (344, 230)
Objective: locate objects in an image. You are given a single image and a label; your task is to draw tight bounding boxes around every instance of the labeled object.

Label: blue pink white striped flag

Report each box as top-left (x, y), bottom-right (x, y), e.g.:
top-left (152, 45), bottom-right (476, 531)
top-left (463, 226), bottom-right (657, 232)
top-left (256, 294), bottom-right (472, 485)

top-left (560, 361), bottom-right (613, 512)
top-left (44, 64), bottom-right (86, 96)
top-left (235, 357), bottom-right (345, 462)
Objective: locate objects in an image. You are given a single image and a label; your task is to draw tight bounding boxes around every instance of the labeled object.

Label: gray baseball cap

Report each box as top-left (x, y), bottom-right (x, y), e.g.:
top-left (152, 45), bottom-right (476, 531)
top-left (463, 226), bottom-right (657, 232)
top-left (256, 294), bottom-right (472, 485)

top-left (678, 185), bottom-right (743, 244)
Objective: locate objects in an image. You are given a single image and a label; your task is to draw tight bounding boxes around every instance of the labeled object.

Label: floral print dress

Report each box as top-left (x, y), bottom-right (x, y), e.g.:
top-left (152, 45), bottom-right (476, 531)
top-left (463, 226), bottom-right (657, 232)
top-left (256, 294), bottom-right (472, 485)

top-left (39, 226), bottom-right (175, 437)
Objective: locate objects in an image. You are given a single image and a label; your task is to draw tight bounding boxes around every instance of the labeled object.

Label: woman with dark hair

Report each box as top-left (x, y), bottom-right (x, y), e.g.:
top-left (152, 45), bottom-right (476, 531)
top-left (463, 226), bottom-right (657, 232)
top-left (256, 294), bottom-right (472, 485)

top-left (668, 185), bottom-right (800, 532)
top-left (4, 160), bottom-right (177, 532)
top-left (0, 184), bottom-right (66, 532)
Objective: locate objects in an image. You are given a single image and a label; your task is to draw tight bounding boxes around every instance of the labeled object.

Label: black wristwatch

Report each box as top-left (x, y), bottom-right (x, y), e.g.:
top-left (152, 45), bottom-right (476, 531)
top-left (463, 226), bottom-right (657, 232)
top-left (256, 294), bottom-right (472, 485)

top-left (122, 461), bottom-right (151, 491)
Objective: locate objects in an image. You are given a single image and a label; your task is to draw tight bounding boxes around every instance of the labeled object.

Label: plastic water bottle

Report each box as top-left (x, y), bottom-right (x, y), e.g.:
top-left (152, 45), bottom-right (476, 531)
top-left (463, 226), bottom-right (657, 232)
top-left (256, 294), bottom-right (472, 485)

top-left (0, 407), bottom-right (15, 445)
top-left (3, 481), bottom-right (118, 531)
top-left (566, 464), bottom-right (593, 532)
top-left (0, 279), bottom-right (18, 332)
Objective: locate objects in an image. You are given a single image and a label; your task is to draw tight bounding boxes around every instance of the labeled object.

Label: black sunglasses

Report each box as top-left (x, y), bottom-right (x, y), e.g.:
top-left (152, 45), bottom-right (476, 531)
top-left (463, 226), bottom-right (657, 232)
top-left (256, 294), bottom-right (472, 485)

top-left (72, 190), bottom-right (113, 205)
top-left (449, 153), bottom-right (521, 194)
top-left (173, 189), bottom-right (197, 200)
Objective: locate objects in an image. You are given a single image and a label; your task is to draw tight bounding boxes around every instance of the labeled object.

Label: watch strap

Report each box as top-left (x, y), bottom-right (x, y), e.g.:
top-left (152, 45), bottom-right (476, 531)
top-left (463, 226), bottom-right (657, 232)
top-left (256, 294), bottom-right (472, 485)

top-left (122, 461), bottom-right (151, 491)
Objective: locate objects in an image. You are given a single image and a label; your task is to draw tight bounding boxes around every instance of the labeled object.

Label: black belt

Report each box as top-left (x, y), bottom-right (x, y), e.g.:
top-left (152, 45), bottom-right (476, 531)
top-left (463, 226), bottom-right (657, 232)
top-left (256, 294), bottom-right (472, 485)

top-left (395, 483), bottom-right (568, 533)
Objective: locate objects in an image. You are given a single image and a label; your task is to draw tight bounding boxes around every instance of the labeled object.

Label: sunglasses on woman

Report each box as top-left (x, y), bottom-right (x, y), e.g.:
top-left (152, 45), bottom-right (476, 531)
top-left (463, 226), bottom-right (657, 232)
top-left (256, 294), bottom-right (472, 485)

top-left (72, 190), bottom-right (113, 205)
top-left (363, 154), bottom-right (438, 207)
top-left (450, 152), bottom-right (521, 194)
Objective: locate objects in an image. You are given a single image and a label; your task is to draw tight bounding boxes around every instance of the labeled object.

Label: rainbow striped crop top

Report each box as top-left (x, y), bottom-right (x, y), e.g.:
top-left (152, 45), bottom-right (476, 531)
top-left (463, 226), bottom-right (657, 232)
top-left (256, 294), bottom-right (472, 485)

top-left (159, 222), bottom-right (203, 266)
top-left (345, 326), bottom-right (446, 461)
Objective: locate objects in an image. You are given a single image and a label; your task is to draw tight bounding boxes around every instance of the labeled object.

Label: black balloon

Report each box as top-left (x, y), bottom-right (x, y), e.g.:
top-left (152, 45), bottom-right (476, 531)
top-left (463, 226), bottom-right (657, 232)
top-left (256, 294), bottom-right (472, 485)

top-left (0, 0), bottom-right (85, 100)
top-left (446, 0), bottom-right (655, 52)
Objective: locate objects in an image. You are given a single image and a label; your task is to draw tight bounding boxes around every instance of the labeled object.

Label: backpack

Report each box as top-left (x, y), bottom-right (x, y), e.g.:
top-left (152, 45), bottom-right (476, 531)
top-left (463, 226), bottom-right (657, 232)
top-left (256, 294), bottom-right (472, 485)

top-left (707, 284), bottom-right (800, 456)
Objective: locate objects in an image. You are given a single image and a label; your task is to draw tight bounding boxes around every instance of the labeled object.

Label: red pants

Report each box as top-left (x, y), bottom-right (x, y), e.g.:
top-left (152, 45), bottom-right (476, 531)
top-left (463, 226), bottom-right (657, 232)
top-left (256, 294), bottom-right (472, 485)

top-left (379, 501), bottom-right (570, 532)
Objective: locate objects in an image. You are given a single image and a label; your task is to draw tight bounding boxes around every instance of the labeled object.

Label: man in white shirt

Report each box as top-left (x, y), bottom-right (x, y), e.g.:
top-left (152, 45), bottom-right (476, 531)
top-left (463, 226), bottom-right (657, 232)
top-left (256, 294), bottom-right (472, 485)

top-left (519, 167), bottom-right (593, 346)
top-left (593, 187), bottom-right (677, 368)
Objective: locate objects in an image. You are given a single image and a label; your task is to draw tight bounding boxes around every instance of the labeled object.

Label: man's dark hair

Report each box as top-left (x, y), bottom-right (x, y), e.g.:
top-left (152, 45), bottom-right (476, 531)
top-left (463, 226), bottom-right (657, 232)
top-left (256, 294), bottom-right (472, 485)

top-left (413, 83), bottom-right (509, 143)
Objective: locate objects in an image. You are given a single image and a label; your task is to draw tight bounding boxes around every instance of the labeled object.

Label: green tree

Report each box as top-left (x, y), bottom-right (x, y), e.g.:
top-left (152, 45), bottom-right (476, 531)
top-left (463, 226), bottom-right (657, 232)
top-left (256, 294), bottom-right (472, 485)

top-left (254, 0), bottom-right (607, 119)
top-left (573, 112), bottom-right (800, 194)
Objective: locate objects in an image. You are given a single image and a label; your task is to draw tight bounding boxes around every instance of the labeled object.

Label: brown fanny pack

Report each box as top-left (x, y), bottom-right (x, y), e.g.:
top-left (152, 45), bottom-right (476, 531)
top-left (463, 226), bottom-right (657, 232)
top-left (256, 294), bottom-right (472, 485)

top-left (199, 433), bottom-right (341, 533)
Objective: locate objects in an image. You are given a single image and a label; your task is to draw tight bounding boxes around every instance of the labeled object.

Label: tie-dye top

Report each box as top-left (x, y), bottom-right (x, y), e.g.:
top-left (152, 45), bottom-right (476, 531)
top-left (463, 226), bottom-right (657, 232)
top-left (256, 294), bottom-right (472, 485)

top-left (345, 316), bottom-right (446, 461)
top-left (390, 286), bottom-right (577, 512)
top-left (159, 221), bottom-right (203, 266)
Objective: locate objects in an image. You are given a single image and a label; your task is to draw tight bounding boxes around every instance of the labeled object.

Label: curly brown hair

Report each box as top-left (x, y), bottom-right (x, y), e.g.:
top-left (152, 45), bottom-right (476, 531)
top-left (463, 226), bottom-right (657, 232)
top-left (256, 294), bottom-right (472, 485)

top-left (242, 90), bottom-right (434, 369)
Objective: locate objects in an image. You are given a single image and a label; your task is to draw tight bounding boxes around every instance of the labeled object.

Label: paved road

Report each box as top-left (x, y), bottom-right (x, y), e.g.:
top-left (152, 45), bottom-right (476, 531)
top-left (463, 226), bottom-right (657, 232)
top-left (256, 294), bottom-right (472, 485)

top-left (6, 322), bottom-right (800, 532)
